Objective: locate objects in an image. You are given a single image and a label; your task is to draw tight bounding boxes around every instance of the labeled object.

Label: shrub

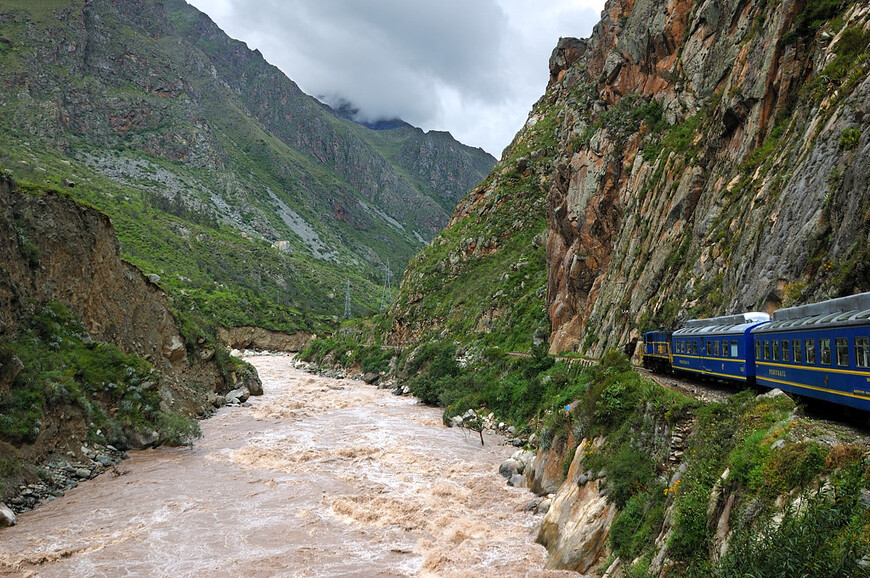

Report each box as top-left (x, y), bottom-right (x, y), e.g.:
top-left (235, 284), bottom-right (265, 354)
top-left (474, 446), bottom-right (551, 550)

top-left (156, 412), bottom-right (202, 446)
top-left (715, 466), bottom-right (870, 577)
top-left (840, 126), bottom-right (861, 150)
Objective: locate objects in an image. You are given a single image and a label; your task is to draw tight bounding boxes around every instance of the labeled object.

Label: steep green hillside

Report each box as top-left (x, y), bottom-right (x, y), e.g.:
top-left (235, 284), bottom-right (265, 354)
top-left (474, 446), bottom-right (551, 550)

top-left (0, 0), bottom-right (494, 333)
top-left (387, 103), bottom-right (561, 352)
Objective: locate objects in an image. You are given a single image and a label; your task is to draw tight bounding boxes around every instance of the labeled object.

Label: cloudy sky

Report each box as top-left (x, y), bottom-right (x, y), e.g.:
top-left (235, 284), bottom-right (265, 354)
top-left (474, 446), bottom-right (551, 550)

top-left (185, 0), bottom-right (605, 157)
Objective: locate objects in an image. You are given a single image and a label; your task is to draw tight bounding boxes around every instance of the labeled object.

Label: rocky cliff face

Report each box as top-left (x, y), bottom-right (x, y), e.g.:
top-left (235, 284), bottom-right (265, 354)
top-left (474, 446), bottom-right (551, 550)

top-left (0, 174), bottom-right (252, 494)
top-left (544, 0), bottom-right (870, 355)
top-left (388, 0), bottom-right (870, 357)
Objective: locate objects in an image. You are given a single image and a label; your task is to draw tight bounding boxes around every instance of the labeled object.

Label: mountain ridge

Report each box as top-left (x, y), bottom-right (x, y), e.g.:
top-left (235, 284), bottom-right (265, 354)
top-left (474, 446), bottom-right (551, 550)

top-left (0, 0), bottom-right (495, 331)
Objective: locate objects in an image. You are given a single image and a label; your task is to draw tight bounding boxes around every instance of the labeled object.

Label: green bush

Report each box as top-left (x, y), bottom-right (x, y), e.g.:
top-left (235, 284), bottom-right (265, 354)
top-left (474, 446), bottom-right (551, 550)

top-left (605, 443), bottom-right (657, 509)
top-left (156, 412), bottom-right (202, 446)
top-left (840, 126), bottom-right (861, 150)
top-left (715, 466), bottom-right (870, 577)
top-left (610, 490), bottom-right (668, 561)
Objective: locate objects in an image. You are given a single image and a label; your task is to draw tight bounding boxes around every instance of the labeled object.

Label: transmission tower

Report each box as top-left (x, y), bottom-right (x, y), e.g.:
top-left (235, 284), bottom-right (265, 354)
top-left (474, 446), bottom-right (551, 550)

top-left (379, 260), bottom-right (393, 311)
top-left (343, 280), bottom-right (352, 319)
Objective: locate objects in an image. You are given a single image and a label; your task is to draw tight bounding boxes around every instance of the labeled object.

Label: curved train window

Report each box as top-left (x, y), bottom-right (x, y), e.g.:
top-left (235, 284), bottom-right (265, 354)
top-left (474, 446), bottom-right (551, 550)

top-left (836, 338), bottom-right (849, 367)
top-left (755, 341), bottom-right (761, 359)
top-left (792, 340), bottom-right (801, 364)
top-left (856, 337), bottom-right (869, 368)
top-left (714, 341), bottom-right (720, 356)
top-left (820, 339), bottom-right (831, 365)
top-left (772, 341), bottom-right (780, 362)
top-left (805, 339), bottom-right (816, 364)
top-left (731, 341), bottom-right (738, 358)
top-left (782, 341), bottom-right (790, 362)
top-left (763, 341), bottom-right (770, 360)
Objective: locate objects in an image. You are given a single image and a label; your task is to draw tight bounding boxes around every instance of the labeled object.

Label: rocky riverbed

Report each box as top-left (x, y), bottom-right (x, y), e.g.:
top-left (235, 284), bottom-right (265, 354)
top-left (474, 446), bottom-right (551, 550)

top-left (0, 354), bottom-right (574, 576)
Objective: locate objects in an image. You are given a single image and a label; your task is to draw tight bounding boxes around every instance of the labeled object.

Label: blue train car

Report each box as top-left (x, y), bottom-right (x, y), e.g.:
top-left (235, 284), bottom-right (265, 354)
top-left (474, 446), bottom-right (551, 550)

top-left (672, 312), bottom-right (770, 383)
top-left (750, 292), bottom-right (870, 412)
top-left (642, 330), bottom-right (673, 372)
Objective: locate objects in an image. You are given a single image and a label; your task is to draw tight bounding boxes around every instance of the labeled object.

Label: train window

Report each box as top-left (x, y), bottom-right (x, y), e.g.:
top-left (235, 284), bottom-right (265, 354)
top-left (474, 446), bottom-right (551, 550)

top-left (805, 339), bottom-right (816, 364)
top-left (763, 341), bottom-right (770, 360)
top-left (782, 341), bottom-right (790, 362)
top-left (792, 340), bottom-right (801, 364)
top-left (714, 341), bottom-right (720, 356)
top-left (772, 341), bottom-right (780, 362)
top-left (693, 341), bottom-right (698, 355)
top-left (836, 338), bottom-right (849, 367)
top-left (731, 341), bottom-right (738, 358)
top-left (755, 341), bottom-right (761, 359)
top-left (856, 337), bottom-right (869, 368)
top-left (722, 340), bottom-right (728, 356)
top-left (820, 339), bottom-right (831, 365)
top-left (706, 341), bottom-right (712, 355)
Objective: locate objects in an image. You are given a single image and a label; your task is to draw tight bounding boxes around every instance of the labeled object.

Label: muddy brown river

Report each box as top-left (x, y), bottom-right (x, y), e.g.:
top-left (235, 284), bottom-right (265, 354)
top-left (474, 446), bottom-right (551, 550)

top-left (0, 355), bottom-right (567, 577)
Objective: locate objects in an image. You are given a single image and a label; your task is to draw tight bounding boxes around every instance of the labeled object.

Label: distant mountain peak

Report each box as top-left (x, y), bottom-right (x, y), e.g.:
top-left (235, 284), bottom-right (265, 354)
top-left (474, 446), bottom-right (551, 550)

top-left (325, 97), bottom-right (412, 131)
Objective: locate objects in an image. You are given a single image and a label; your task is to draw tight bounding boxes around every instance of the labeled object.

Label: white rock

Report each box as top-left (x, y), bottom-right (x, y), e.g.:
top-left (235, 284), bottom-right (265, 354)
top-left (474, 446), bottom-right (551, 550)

top-left (0, 503), bottom-right (17, 527)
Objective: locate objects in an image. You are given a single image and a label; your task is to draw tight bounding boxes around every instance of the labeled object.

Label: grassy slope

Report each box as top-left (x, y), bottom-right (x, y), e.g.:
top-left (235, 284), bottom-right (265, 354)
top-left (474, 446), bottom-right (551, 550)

top-left (0, 0), bottom-right (430, 332)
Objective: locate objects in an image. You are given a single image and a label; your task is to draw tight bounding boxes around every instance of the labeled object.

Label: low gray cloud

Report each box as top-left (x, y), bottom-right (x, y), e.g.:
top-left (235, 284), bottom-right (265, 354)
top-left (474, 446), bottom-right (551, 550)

top-left (186, 0), bottom-right (602, 156)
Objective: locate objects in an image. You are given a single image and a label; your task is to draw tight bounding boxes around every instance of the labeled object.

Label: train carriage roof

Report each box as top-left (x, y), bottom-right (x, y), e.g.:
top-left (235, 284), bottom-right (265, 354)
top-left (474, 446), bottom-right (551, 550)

top-left (753, 291), bottom-right (870, 333)
top-left (673, 312), bottom-right (770, 337)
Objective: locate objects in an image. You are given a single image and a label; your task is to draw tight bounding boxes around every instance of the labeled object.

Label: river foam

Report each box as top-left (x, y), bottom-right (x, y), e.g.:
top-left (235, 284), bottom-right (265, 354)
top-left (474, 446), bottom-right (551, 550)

top-left (0, 356), bottom-right (574, 577)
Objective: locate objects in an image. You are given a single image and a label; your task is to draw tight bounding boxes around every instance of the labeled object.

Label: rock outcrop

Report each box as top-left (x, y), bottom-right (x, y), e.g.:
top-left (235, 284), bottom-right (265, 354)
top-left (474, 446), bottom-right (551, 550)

top-left (218, 326), bottom-right (315, 353)
top-left (0, 178), bottom-right (226, 408)
top-left (543, 0), bottom-right (870, 354)
top-left (0, 175), bottom-right (258, 504)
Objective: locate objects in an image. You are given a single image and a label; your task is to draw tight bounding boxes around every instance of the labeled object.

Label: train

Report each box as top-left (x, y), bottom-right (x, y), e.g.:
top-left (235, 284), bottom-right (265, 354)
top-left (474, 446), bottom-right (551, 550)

top-left (641, 292), bottom-right (870, 412)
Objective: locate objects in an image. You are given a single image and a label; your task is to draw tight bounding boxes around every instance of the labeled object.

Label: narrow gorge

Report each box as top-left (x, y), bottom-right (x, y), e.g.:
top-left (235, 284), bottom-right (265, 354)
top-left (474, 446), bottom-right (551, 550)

top-left (2, 0), bottom-right (870, 576)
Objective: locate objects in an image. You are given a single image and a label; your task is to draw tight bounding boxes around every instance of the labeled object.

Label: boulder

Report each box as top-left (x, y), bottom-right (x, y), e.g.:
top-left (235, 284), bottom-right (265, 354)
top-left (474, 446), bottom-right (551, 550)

top-left (499, 458), bottom-right (523, 479)
top-left (0, 503), bottom-right (17, 527)
top-left (362, 372), bottom-right (380, 385)
top-left (512, 449), bottom-right (536, 470)
top-left (0, 354), bottom-right (24, 393)
top-left (74, 468), bottom-right (92, 479)
top-left (226, 386), bottom-right (250, 405)
top-left (508, 474), bottom-right (526, 488)
top-left (129, 429), bottom-right (159, 449)
top-left (759, 388), bottom-right (786, 399)
top-left (209, 393), bottom-right (227, 408)
top-left (241, 371), bottom-right (263, 396)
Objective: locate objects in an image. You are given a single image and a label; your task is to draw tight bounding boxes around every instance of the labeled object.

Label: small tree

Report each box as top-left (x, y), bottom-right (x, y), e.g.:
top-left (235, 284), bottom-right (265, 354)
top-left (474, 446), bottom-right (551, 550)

top-left (464, 410), bottom-right (486, 446)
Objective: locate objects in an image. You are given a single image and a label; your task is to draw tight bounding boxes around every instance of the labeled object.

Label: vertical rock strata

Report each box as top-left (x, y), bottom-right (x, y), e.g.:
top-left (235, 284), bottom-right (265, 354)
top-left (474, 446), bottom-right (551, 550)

top-left (544, 0), bottom-right (870, 355)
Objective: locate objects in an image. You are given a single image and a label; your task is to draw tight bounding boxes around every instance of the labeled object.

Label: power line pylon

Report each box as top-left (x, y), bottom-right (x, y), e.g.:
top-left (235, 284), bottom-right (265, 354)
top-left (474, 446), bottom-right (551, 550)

top-left (344, 279), bottom-right (351, 319)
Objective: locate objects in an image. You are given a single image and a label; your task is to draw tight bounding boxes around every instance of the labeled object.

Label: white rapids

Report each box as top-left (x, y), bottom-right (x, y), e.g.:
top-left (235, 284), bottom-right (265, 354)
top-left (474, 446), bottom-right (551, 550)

top-left (0, 355), bottom-right (573, 577)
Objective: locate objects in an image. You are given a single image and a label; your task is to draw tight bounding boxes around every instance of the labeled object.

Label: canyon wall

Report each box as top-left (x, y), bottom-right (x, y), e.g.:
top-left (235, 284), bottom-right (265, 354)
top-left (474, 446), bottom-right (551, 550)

top-left (545, 0), bottom-right (870, 355)
top-left (389, 0), bottom-right (870, 357)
